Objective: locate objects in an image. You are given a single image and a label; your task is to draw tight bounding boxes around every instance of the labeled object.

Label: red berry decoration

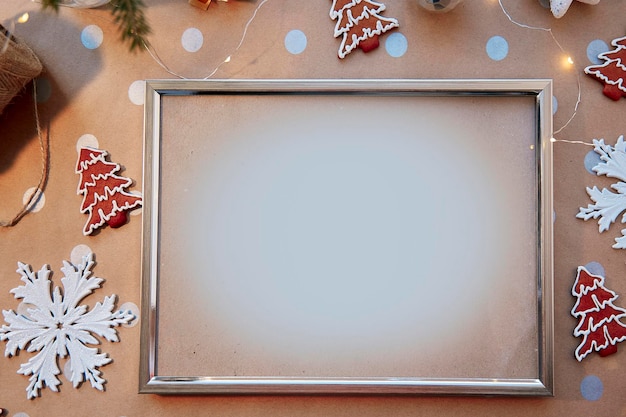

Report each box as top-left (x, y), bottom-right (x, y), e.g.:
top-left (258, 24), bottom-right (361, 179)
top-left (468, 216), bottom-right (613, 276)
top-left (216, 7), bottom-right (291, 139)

top-left (107, 210), bottom-right (128, 228)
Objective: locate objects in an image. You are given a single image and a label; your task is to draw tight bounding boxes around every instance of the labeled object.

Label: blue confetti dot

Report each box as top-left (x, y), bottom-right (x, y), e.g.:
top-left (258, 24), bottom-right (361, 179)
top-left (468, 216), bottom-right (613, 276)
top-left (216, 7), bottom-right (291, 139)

top-left (385, 32), bottom-right (408, 58)
top-left (81, 25), bottom-right (103, 50)
top-left (587, 39), bottom-right (610, 64)
top-left (581, 375), bottom-right (603, 401)
top-left (584, 150), bottom-right (602, 174)
top-left (285, 30), bottom-right (307, 55)
top-left (584, 261), bottom-right (605, 277)
top-left (486, 36), bottom-right (508, 61)
top-left (552, 96), bottom-right (558, 115)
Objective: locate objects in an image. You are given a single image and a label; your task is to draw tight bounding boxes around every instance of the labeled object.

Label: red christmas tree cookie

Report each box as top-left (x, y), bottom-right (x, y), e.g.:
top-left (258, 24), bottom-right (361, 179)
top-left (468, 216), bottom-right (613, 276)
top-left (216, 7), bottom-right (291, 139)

top-left (584, 36), bottom-right (626, 101)
top-left (76, 146), bottom-right (142, 235)
top-left (571, 266), bottom-right (626, 360)
top-left (330, 0), bottom-right (399, 59)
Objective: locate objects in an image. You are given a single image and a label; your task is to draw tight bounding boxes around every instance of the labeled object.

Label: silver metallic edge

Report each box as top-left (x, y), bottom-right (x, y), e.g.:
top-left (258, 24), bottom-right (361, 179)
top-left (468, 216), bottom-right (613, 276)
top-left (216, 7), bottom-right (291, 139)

top-left (139, 79), bottom-right (554, 396)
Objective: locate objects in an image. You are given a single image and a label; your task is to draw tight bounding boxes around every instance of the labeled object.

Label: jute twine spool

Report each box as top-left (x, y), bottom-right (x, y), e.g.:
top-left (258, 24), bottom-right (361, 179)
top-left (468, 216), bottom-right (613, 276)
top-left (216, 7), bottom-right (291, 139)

top-left (0, 24), bottom-right (43, 115)
top-left (0, 25), bottom-right (48, 227)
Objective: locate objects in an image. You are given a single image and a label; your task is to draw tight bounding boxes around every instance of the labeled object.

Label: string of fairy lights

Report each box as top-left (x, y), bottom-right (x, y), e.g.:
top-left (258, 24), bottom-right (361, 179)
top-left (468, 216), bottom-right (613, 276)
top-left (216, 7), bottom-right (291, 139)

top-left (496, 0), bottom-right (595, 148)
top-left (144, 0), bottom-right (270, 79)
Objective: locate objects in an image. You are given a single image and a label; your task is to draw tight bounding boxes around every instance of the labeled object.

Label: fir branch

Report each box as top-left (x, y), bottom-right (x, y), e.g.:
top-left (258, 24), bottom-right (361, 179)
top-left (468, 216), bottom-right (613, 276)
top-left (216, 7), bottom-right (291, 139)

top-left (40, 0), bottom-right (61, 11)
top-left (109, 0), bottom-right (151, 51)
top-left (40, 0), bottom-right (150, 51)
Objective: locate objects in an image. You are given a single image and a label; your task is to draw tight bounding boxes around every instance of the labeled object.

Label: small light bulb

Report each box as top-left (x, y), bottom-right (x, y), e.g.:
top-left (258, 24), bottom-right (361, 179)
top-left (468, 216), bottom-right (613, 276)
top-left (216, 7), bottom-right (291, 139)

top-left (567, 56), bottom-right (574, 65)
top-left (17, 13), bottom-right (29, 24)
top-left (224, 56), bottom-right (231, 63)
top-left (550, 137), bottom-right (557, 142)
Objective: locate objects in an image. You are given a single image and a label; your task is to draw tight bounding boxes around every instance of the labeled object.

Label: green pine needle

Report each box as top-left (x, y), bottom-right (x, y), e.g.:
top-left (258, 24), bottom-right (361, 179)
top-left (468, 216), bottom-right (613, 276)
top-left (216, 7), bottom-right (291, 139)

top-left (40, 0), bottom-right (61, 11)
top-left (110, 0), bottom-right (151, 51)
top-left (41, 0), bottom-right (150, 51)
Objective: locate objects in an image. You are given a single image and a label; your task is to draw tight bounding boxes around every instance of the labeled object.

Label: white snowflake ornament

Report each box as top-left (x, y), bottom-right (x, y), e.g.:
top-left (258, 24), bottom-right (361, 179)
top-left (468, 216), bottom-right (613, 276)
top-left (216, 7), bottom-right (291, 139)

top-left (577, 135), bottom-right (626, 249)
top-left (0, 253), bottom-right (134, 399)
top-left (550, 0), bottom-right (600, 18)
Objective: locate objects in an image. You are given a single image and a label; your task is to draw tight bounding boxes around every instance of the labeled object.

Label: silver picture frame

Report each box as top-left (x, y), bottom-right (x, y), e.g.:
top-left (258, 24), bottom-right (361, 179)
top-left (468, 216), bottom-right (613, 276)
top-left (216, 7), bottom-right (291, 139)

top-left (140, 79), bottom-right (554, 396)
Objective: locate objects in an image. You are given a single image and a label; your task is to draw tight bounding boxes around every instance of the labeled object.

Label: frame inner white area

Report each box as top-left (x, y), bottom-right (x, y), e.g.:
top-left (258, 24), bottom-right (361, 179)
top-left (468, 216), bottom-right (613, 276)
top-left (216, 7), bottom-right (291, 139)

top-left (155, 93), bottom-right (539, 380)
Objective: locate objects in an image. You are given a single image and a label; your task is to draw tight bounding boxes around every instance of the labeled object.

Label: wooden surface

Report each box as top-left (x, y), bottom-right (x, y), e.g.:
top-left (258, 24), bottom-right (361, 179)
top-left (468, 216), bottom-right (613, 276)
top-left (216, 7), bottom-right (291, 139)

top-left (1, 0), bottom-right (625, 415)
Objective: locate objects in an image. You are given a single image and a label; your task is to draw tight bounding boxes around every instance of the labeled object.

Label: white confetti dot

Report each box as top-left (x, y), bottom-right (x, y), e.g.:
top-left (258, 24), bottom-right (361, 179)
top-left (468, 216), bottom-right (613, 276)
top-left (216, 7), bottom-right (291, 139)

top-left (486, 35), bottom-right (508, 61)
top-left (182, 28), bottom-right (203, 53)
top-left (385, 32), bottom-right (408, 58)
top-left (584, 150), bottom-right (602, 174)
top-left (128, 80), bottom-right (146, 106)
top-left (284, 29), bottom-right (307, 55)
top-left (14, 413), bottom-right (30, 417)
top-left (128, 190), bottom-right (143, 216)
top-left (587, 39), bottom-right (609, 64)
top-left (584, 261), bottom-right (605, 277)
top-left (34, 78), bottom-right (52, 103)
top-left (71, 244), bottom-right (93, 265)
top-left (64, 359), bottom-right (72, 379)
top-left (81, 24), bottom-right (104, 49)
top-left (76, 133), bottom-right (99, 152)
top-left (17, 302), bottom-right (36, 318)
top-left (22, 187), bottom-right (45, 213)
top-left (119, 302), bottom-right (140, 327)
top-left (581, 375), bottom-right (604, 401)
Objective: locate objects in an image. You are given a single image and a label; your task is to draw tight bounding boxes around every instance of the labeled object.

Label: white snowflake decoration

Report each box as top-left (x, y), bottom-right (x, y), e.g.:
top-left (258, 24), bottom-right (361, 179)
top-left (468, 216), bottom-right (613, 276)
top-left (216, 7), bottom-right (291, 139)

top-left (577, 135), bottom-right (626, 249)
top-left (0, 253), bottom-right (134, 399)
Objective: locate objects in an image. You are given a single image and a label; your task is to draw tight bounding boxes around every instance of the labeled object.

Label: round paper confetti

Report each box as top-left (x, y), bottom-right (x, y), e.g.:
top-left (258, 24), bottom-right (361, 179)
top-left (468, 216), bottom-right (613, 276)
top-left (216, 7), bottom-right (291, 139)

top-left (580, 375), bottom-right (603, 401)
top-left (128, 80), bottom-right (146, 106)
top-left (76, 133), bottom-right (99, 152)
top-left (182, 28), bottom-right (203, 53)
top-left (584, 261), bottom-right (605, 277)
top-left (284, 29), bottom-right (307, 55)
top-left (128, 190), bottom-right (143, 216)
top-left (71, 244), bottom-right (93, 265)
top-left (385, 32), bottom-right (408, 58)
top-left (81, 25), bottom-right (104, 50)
top-left (14, 413), bottom-right (30, 417)
top-left (22, 187), bottom-right (45, 213)
top-left (64, 359), bottom-right (73, 380)
top-left (587, 39), bottom-right (610, 65)
top-left (119, 302), bottom-right (140, 327)
top-left (552, 96), bottom-right (558, 115)
top-left (584, 150), bottom-right (602, 174)
top-left (16, 302), bottom-right (35, 319)
top-left (486, 36), bottom-right (508, 61)
top-left (34, 78), bottom-right (52, 103)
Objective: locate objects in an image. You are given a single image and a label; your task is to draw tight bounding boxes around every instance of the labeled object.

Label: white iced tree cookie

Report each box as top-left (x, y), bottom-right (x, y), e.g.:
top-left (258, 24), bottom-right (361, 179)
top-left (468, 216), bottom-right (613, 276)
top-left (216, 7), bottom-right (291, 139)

top-left (0, 253), bottom-right (134, 399)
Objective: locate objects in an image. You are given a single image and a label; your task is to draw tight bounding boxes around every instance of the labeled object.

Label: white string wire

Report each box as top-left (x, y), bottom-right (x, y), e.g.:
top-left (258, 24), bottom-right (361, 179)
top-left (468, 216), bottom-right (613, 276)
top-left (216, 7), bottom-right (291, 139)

top-left (551, 138), bottom-right (594, 146)
top-left (203, 0), bottom-right (269, 79)
top-left (498, 0), bottom-right (582, 137)
top-left (143, 0), bottom-right (270, 80)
